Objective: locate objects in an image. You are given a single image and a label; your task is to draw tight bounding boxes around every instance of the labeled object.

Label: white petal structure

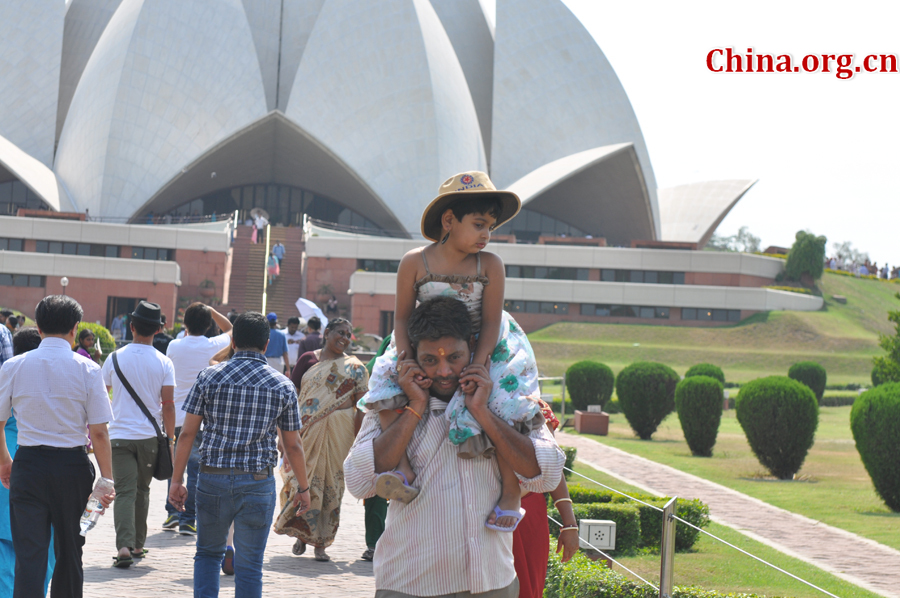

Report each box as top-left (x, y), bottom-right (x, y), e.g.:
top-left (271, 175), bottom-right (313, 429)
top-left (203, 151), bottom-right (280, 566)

top-left (55, 0), bottom-right (268, 219)
top-left (658, 180), bottom-right (758, 247)
top-left (1, 0), bottom-right (752, 243)
top-left (0, 1), bottom-right (65, 168)
top-left (491, 0), bottom-right (660, 236)
top-left (285, 0), bottom-right (486, 234)
top-left (58, 0), bottom-right (125, 143)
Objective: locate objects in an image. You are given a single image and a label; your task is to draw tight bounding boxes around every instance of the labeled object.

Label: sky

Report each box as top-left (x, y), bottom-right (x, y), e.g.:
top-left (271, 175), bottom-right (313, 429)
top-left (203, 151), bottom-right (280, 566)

top-left (516, 0), bottom-right (900, 268)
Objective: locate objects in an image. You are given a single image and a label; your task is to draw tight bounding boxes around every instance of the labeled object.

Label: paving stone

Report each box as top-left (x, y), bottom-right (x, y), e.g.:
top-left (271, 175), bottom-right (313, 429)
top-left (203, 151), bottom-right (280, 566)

top-left (557, 430), bottom-right (900, 598)
top-left (81, 465), bottom-right (375, 597)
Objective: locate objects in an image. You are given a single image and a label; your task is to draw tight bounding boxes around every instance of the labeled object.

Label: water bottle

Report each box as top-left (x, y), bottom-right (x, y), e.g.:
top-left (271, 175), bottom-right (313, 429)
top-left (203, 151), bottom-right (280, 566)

top-left (79, 477), bottom-right (115, 536)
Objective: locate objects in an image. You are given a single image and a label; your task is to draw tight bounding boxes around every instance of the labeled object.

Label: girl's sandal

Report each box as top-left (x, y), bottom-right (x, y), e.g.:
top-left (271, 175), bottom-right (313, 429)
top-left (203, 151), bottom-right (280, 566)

top-left (375, 471), bottom-right (419, 504)
top-left (314, 546), bottom-right (330, 562)
top-left (292, 539), bottom-right (306, 556)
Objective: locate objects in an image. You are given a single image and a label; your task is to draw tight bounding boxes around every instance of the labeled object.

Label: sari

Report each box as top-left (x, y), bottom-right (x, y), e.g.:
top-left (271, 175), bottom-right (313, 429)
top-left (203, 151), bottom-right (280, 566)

top-left (273, 353), bottom-right (368, 547)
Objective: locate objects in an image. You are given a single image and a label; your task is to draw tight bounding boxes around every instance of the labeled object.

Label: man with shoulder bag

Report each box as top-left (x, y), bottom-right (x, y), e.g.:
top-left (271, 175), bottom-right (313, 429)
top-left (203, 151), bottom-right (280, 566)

top-left (101, 301), bottom-right (176, 568)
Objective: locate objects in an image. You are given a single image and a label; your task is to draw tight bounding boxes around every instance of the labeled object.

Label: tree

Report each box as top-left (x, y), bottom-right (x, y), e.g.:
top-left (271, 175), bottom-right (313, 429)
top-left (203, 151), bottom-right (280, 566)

top-left (872, 293), bottom-right (900, 386)
top-left (831, 240), bottom-right (869, 265)
top-left (784, 230), bottom-right (826, 282)
top-left (706, 226), bottom-right (761, 253)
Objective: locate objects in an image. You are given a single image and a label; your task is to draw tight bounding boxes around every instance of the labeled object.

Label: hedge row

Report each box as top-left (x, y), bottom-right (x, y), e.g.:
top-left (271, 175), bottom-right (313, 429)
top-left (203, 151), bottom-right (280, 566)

top-left (544, 542), bottom-right (764, 598)
top-left (549, 484), bottom-right (710, 553)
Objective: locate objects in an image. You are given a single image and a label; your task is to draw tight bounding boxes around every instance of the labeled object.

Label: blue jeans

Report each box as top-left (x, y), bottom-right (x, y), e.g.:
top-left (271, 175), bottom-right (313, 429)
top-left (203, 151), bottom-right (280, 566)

top-left (193, 472), bottom-right (275, 598)
top-left (166, 428), bottom-right (202, 524)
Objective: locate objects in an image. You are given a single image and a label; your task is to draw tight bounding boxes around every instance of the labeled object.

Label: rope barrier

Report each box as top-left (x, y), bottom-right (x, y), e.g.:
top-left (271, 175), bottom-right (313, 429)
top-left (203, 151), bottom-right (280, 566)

top-left (563, 466), bottom-right (663, 511)
top-left (547, 515), bottom-right (659, 592)
top-left (560, 465), bottom-right (843, 598)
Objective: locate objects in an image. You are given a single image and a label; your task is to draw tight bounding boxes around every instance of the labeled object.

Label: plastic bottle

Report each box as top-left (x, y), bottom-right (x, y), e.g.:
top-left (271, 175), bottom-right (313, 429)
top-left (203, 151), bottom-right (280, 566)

top-left (79, 477), bottom-right (115, 536)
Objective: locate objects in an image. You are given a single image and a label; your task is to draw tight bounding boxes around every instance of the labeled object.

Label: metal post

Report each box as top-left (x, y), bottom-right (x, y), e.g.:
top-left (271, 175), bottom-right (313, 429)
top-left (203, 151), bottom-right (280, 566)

top-left (262, 224), bottom-right (271, 313)
top-left (659, 497), bottom-right (677, 598)
top-left (560, 374), bottom-right (567, 418)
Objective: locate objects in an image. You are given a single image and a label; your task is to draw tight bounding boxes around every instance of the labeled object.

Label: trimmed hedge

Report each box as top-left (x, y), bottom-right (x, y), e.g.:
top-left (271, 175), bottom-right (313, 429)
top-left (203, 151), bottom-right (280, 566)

top-left (850, 383), bottom-right (900, 511)
top-left (820, 393), bottom-right (856, 407)
top-left (567, 360), bottom-right (616, 411)
top-left (549, 503), bottom-right (641, 553)
top-left (675, 376), bottom-right (724, 457)
top-left (788, 361), bottom-right (827, 403)
top-left (558, 485), bottom-right (710, 552)
top-left (544, 541), bottom-right (764, 598)
top-left (736, 376), bottom-right (818, 479)
top-left (615, 362), bottom-right (679, 440)
top-left (562, 446), bottom-right (577, 480)
top-left (684, 363), bottom-right (725, 385)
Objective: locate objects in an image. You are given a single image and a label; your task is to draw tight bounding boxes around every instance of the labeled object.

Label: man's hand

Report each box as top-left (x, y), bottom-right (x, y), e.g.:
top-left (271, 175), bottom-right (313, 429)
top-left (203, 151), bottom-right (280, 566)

top-left (0, 457), bottom-right (12, 489)
top-left (168, 481), bottom-right (188, 511)
top-left (460, 356), bottom-right (493, 416)
top-left (396, 351), bottom-right (429, 411)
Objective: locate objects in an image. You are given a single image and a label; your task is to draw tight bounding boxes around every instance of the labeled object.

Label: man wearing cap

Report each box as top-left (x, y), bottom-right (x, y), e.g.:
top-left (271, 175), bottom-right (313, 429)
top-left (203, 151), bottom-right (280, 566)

top-left (264, 313), bottom-right (290, 375)
top-left (0, 295), bottom-right (115, 597)
top-left (163, 302), bottom-right (233, 534)
top-left (101, 302), bottom-right (176, 567)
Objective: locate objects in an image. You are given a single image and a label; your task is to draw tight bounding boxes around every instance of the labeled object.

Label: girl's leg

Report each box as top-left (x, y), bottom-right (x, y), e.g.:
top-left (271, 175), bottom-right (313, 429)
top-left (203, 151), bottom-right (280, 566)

top-left (377, 410), bottom-right (416, 484)
top-left (487, 453), bottom-right (522, 529)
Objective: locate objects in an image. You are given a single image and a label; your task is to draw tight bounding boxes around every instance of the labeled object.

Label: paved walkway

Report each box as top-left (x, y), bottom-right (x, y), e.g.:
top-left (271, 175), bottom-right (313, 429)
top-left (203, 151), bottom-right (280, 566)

top-left (81, 467), bottom-right (375, 597)
top-left (556, 431), bottom-right (900, 598)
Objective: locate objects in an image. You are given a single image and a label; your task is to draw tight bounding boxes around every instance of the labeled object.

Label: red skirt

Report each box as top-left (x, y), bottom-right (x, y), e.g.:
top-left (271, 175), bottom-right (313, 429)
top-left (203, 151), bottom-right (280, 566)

top-left (512, 492), bottom-right (550, 598)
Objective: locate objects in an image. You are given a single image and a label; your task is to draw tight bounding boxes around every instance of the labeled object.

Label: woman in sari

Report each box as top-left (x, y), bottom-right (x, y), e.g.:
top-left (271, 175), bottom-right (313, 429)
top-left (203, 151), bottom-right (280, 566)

top-left (274, 318), bottom-right (367, 562)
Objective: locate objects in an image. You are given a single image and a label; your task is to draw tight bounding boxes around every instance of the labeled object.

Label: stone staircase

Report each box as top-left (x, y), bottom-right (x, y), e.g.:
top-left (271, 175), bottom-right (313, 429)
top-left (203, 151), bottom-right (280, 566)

top-left (226, 225), bottom-right (304, 321)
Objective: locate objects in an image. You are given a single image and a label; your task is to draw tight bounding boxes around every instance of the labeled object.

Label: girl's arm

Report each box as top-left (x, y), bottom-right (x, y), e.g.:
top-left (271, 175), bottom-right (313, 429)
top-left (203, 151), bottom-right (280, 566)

top-left (472, 252), bottom-right (505, 365)
top-left (392, 250), bottom-right (421, 360)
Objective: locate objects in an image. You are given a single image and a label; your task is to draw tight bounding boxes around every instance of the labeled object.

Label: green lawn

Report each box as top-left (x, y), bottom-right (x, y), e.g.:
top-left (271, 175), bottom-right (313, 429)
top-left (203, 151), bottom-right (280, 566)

top-left (564, 406), bottom-right (900, 552)
top-left (565, 462), bottom-right (883, 598)
top-left (529, 271), bottom-right (899, 385)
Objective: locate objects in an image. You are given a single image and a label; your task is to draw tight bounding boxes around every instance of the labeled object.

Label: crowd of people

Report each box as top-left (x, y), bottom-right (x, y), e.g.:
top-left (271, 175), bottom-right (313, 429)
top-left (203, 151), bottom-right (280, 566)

top-left (827, 255), bottom-right (899, 279)
top-left (0, 171), bottom-right (578, 598)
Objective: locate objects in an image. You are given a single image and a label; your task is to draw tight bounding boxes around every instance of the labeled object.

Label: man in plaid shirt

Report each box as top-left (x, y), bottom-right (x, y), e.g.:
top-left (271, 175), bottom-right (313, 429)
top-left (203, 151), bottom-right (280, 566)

top-left (168, 312), bottom-right (311, 598)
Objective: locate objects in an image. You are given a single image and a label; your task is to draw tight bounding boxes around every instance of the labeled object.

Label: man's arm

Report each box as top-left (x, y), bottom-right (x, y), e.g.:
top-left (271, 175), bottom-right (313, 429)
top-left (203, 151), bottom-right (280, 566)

top-left (89, 422), bottom-right (114, 481)
top-left (461, 360), bottom-right (540, 478)
top-left (161, 385), bottom-right (176, 440)
top-left (372, 355), bottom-right (428, 474)
top-left (168, 413), bottom-right (202, 510)
top-left (0, 424), bottom-right (10, 488)
top-left (209, 306), bottom-right (233, 334)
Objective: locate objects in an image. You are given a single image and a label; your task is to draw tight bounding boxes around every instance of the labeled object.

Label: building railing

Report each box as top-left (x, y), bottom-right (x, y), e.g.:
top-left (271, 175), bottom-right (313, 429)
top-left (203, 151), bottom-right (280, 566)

top-left (559, 466), bottom-right (842, 598)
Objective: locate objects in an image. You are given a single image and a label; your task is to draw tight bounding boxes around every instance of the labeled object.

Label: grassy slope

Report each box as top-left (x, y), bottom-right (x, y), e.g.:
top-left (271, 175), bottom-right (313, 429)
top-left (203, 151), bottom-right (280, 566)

top-left (529, 272), bottom-right (899, 384)
top-left (565, 407), bottom-right (900, 552)
top-left (566, 463), bottom-right (883, 598)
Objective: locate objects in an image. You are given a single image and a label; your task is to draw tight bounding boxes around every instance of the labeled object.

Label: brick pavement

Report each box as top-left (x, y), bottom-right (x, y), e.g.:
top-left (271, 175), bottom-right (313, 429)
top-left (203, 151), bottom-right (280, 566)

top-left (557, 431), bottom-right (900, 598)
top-left (80, 464), bottom-right (375, 597)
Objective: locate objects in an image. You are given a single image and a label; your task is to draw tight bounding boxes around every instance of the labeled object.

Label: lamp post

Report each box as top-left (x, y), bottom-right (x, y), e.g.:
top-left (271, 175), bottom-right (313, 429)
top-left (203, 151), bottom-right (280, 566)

top-left (61, 276), bottom-right (69, 296)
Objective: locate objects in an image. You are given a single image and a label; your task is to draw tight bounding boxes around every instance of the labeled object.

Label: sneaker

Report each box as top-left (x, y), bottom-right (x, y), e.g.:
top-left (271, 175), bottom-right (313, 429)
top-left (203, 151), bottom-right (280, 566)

top-left (179, 523), bottom-right (197, 536)
top-left (162, 515), bottom-right (179, 530)
top-left (222, 546), bottom-right (235, 575)
top-left (361, 548), bottom-right (374, 561)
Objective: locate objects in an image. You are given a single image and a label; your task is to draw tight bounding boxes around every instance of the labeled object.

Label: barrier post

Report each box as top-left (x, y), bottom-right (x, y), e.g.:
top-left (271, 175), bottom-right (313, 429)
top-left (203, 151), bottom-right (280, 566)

top-left (560, 374), bottom-right (567, 418)
top-left (659, 497), bottom-right (677, 598)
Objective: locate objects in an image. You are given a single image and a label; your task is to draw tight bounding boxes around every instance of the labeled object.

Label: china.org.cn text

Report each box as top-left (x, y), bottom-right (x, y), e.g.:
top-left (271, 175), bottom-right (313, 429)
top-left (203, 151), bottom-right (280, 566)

top-left (706, 47), bottom-right (898, 80)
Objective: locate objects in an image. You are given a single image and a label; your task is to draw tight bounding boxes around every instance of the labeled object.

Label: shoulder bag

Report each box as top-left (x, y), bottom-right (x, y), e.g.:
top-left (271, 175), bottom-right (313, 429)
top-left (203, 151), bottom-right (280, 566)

top-left (111, 352), bottom-right (174, 480)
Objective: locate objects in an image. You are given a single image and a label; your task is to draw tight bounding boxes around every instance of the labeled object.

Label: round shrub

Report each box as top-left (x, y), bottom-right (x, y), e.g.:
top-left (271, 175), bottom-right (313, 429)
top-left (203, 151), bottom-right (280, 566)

top-left (850, 382), bottom-right (900, 511)
top-left (684, 363), bottom-right (725, 385)
top-left (675, 376), bottom-right (724, 457)
top-left (787, 361), bottom-right (827, 403)
top-left (736, 376), bottom-right (818, 479)
top-left (566, 361), bottom-right (615, 411)
top-left (615, 362), bottom-right (679, 440)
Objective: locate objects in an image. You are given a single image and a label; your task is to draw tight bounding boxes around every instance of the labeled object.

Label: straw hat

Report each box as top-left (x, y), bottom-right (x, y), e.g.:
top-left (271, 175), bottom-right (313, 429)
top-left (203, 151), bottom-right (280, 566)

top-left (420, 171), bottom-right (521, 242)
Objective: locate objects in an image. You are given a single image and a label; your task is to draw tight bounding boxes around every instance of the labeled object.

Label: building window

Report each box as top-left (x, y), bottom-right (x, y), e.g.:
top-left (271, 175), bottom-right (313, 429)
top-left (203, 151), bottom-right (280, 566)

top-left (131, 247), bottom-right (173, 261)
top-left (0, 238), bottom-right (23, 251)
top-left (507, 300), bottom-right (567, 314)
top-left (0, 273), bottom-right (44, 287)
top-left (0, 180), bottom-right (51, 214)
top-left (357, 259), bottom-right (400, 273)
top-left (379, 310), bottom-right (394, 339)
top-left (505, 266), bottom-right (588, 280)
top-left (580, 304), bottom-right (670, 319)
top-left (35, 241), bottom-right (123, 258)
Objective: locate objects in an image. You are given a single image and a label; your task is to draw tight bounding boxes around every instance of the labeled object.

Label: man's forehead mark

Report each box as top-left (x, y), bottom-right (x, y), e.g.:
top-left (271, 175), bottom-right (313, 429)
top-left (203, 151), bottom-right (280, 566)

top-left (438, 347), bottom-right (445, 356)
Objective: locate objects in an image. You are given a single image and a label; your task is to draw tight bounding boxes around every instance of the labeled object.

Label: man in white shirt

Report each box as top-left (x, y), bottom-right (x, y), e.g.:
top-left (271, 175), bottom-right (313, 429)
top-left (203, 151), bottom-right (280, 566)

top-left (163, 303), bottom-right (232, 534)
top-left (345, 297), bottom-right (564, 597)
top-left (102, 301), bottom-right (176, 567)
top-left (283, 317), bottom-right (306, 370)
top-left (0, 295), bottom-right (116, 598)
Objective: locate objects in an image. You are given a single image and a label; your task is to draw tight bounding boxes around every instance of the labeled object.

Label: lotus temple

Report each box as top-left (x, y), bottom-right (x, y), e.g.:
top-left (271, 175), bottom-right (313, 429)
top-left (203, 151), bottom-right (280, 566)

top-left (0, 0), bottom-right (822, 335)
